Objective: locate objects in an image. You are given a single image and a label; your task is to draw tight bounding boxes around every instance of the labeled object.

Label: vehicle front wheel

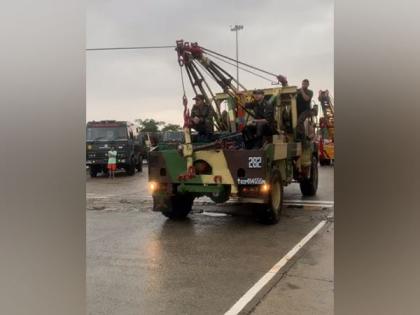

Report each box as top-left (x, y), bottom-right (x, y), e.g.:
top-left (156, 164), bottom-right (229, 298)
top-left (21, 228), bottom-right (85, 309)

top-left (156, 194), bottom-right (194, 220)
top-left (125, 161), bottom-right (136, 176)
top-left (258, 171), bottom-right (283, 225)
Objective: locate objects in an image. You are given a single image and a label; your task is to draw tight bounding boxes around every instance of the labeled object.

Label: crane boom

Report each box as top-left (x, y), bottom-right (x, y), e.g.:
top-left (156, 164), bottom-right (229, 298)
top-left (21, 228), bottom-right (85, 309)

top-left (175, 40), bottom-right (288, 133)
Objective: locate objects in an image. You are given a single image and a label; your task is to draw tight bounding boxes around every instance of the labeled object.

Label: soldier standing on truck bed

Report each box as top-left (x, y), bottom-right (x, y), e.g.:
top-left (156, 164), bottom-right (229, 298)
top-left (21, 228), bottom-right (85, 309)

top-left (295, 79), bottom-right (317, 178)
top-left (296, 79), bottom-right (314, 118)
top-left (242, 89), bottom-right (277, 149)
top-left (190, 94), bottom-right (215, 142)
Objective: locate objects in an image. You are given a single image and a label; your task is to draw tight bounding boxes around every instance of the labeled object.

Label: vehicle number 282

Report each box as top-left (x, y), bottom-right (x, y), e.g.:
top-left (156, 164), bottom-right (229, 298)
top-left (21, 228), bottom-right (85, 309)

top-left (248, 156), bottom-right (262, 168)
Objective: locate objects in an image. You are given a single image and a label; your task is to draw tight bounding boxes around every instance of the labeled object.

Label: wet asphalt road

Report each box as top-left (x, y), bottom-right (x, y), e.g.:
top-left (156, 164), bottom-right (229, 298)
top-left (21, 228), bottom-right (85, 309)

top-left (87, 165), bottom-right (334, 315)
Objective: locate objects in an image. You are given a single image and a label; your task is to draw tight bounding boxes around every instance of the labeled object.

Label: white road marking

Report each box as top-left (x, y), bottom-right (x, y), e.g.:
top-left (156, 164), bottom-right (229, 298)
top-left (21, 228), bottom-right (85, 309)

top-left (283, 201), bottom-right (333, 208)
top-left (89, 195), bottom-right (333, 209)
top-left (201, 211), bottom-right (230, 217)
top-left (284, 199), bottom-right (334, 204)
top-left (224, 220), bottom-right (327, 315)
top-left (127, 196), bottom-right (333, 207)
top-left (225, 198), bottom-right (333, 208)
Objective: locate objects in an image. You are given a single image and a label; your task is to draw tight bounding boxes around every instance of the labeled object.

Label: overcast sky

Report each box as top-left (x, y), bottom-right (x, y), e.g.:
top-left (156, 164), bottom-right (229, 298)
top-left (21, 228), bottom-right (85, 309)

top-left (87, 0), bottom-right (333, 125)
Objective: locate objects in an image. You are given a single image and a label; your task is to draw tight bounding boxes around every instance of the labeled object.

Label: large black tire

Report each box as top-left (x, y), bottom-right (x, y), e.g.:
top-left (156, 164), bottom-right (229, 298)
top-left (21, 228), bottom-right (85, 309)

top-left (300, 156), bottom-right (319, 196)
top-left (258, 171), bottom-right (283, 225)
top-left (89, 168), bottom-right (98, 178)
top-left (158, 194), bottom-right (194, 220)
top-left (136, 157), bottom-right (143, 172)
top-left (320, 158), bottom-right (331, 166)
top-left (125, 159), bottom-right (136, 176)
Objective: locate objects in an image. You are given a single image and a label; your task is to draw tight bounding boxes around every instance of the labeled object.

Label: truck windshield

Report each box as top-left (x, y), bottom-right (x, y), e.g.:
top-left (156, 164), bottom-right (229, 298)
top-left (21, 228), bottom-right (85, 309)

top-left (87, 127), bottom-right (128, 141)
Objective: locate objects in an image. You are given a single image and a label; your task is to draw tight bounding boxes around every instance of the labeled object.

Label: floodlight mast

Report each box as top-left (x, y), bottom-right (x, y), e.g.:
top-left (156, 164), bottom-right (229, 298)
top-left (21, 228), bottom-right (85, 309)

top-left (230, 25), bottom-right (244, 90)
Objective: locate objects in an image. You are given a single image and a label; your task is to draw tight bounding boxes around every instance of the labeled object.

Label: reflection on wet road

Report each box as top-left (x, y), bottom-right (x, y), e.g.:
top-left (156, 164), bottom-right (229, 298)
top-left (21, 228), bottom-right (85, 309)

top-left (87, 166), bottom-right (334, 315)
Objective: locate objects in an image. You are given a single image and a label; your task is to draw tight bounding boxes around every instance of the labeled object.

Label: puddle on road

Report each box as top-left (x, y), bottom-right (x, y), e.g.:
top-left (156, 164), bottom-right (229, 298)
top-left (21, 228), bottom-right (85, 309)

top-left (90, 205), bottom-right (106, 211)
top-left (287, 205), bottom-right (304, 209)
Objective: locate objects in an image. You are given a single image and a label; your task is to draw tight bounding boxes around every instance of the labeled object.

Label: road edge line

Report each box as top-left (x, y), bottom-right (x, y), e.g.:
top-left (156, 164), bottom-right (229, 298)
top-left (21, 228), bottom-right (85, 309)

top-left (224, 220), bottom-right (327, 315)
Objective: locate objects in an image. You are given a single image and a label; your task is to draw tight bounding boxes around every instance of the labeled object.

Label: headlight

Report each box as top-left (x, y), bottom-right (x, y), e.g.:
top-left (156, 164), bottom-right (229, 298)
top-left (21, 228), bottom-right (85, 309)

top-left (149, 182), bottom-right (158, 193)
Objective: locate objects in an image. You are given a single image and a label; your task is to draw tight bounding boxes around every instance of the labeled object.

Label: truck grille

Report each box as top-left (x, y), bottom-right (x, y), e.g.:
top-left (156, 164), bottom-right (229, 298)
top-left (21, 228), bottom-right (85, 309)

top-left (87, 152), bottom-right (107, 159)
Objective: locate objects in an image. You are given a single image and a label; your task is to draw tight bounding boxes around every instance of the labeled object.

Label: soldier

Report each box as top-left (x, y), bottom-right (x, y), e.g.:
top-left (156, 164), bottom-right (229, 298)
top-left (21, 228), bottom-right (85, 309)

top-left (190, 94), bottom-right (215, 141)
top-left (296, 79), bottom-right (314, 118)
top-left (243, 89), bottom-right (276, 149)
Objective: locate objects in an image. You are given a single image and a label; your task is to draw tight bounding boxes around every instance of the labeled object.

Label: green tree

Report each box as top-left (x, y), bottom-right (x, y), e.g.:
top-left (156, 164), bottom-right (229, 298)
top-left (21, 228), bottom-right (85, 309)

top-left (161, 123), bottom-right (182, 132)
top-left (135, 119), bottom-right (165, 132)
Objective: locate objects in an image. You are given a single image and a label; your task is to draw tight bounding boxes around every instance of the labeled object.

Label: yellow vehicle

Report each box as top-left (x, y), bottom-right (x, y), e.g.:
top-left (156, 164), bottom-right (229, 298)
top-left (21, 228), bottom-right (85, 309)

top-left (317, 90), bottom-right (335, 165)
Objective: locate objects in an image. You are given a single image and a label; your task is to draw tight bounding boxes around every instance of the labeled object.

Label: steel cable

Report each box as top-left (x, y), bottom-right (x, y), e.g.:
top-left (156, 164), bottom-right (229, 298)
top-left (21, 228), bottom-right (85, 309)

top-left (204, 51), bottom-right (275, 83)
top-left (86, 45), bottom-right (176, 51)
top-left (200, 46), bottom-right (279, 78)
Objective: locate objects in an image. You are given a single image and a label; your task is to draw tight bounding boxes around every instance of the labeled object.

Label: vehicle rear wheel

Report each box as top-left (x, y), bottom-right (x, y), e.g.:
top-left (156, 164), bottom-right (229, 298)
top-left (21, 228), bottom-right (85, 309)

top-left (158, 194), bottom-right (194, 219)
top-left (320, 158), bottom-right (331, 166)
top-left (300, 156), bottom-right (319, 196)
top-left (258, 171), bottom-right (283, 224)
top-left (136, 157), bottom-right (143, 172)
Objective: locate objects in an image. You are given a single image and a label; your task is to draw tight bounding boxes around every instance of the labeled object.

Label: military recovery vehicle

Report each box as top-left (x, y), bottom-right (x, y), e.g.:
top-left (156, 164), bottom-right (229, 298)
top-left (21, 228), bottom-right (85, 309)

top-left (148, 40), bottom-right (318, 224)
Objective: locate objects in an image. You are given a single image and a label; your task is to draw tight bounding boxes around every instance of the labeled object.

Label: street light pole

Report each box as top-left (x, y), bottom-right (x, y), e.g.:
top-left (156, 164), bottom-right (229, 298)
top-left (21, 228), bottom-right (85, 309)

top-left (230, 24), bottom-right (243, 90)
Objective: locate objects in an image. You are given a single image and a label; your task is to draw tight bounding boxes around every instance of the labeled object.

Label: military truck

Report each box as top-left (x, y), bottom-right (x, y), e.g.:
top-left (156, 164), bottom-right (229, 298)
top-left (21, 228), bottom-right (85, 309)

top-left (148, 40), bottom-right (318, 224)
top-left (86, 120), bottom-right (146, 177)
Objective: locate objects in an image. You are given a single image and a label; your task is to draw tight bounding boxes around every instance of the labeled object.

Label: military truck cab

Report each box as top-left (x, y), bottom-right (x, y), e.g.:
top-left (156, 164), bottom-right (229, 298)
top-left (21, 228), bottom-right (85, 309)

top-left (86, 120), bottom-right (146, 177)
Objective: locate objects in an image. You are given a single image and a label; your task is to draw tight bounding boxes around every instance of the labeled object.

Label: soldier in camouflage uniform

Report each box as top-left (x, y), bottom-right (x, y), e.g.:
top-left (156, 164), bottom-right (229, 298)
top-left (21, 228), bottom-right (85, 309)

top-left (190, 94), bottom-right (215, 142)
top-left (242, 89), bottom-right (277, 149)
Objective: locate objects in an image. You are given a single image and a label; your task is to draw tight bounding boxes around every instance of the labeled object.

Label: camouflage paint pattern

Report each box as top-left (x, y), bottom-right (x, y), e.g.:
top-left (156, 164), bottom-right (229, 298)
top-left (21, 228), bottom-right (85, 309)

top-left (148, 140), bottom-right (302, 197)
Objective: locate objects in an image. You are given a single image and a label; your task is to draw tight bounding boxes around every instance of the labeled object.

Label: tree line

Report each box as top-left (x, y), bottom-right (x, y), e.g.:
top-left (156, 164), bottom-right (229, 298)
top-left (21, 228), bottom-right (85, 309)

top-left (135, 118), bottom-right (182, 133)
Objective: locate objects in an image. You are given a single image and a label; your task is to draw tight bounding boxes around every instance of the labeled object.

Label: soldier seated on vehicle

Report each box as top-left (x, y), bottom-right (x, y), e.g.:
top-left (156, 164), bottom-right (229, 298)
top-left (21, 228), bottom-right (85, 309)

top-left (242, 89), bottom-right (277, 149)
top-left (190, 94), bottom-right (215, 142)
